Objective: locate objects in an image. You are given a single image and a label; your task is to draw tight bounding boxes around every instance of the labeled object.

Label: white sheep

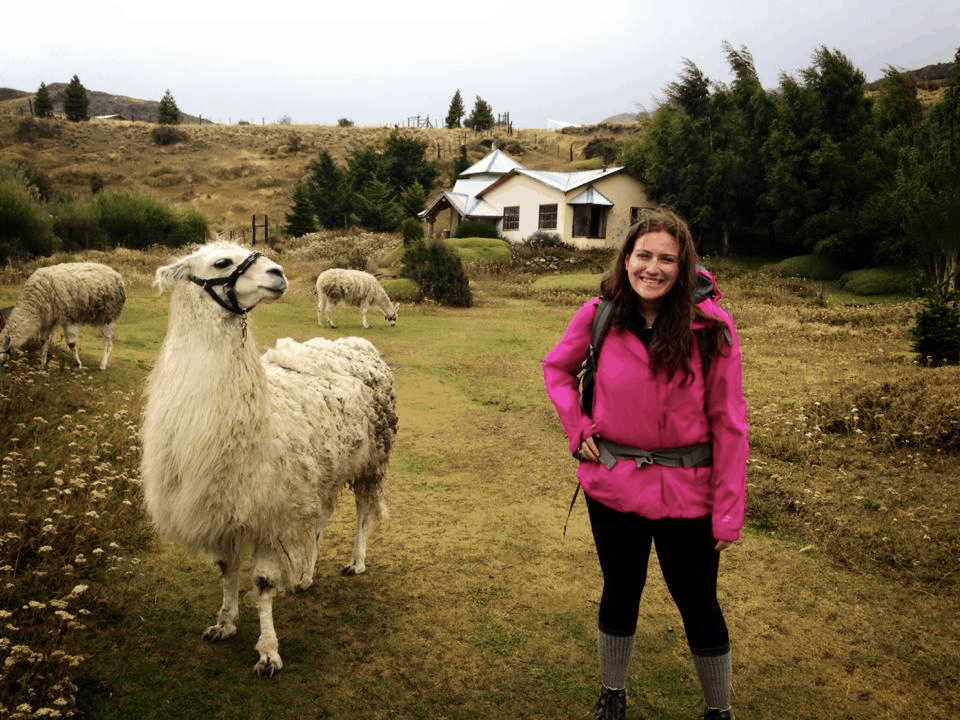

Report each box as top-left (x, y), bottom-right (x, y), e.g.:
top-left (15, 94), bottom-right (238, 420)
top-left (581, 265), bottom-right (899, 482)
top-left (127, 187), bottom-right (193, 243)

top-left (139, 241), bottom-right (398, 676)
top-left (316, 268), bottom-right (400, 329)
top-left (0, 262), bottom-right (125, 370)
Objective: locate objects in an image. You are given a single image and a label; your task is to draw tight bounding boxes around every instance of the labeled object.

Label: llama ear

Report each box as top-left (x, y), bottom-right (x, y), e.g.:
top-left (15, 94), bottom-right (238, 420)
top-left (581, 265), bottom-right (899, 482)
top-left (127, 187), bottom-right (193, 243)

top-left (153, 261), bottom-right (191, 294)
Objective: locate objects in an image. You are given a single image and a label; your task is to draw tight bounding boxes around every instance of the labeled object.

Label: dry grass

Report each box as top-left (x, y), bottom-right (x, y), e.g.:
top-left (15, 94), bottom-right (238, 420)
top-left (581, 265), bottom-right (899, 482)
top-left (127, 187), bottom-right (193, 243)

top-left (0, 112), bottom-right (645, 240)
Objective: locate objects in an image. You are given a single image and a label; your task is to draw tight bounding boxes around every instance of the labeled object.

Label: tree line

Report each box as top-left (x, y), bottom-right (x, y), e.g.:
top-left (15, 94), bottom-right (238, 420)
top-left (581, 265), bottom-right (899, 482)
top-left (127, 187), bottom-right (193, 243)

top-left (284, 131), bottom-right (438, 235)
top-left (616, 42), bottom-right (960, 302)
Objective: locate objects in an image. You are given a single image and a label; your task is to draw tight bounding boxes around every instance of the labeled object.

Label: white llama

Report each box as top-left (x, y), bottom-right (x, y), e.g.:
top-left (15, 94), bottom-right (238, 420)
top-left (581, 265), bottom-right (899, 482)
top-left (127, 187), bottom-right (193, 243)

top-left (316, 268), bottom-right (399, 329)
top-left (0, 262), bottom-right (125, 370)
top-left (139, 242), bottom-right (398, 676)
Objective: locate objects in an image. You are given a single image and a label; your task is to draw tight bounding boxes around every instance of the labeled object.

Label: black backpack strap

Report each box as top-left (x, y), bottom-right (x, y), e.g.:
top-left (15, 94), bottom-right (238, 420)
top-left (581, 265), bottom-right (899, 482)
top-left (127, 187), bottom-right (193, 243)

top-left (579, 299), bottom-right (615, 414)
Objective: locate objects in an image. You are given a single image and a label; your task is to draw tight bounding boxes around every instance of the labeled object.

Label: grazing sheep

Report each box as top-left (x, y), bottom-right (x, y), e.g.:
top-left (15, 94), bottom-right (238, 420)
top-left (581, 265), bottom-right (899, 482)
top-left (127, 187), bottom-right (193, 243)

top-left (140, 242), bottom-right (398, 676)
top-left (0, 263), bottom-right (125, 370)
top-left (316, 268), bottom-right (399, 329)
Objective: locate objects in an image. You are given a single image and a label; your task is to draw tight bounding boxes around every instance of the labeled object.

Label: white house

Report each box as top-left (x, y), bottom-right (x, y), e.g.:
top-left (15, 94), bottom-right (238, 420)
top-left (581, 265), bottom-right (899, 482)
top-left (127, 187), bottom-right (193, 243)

top-left (419, 148), bottom-right (651, 249)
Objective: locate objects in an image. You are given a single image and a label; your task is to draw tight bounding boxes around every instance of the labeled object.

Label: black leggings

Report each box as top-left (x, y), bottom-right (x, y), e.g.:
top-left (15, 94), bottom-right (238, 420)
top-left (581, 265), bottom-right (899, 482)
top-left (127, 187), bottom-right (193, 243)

top-left (585, 492), bottom-right (729, 656)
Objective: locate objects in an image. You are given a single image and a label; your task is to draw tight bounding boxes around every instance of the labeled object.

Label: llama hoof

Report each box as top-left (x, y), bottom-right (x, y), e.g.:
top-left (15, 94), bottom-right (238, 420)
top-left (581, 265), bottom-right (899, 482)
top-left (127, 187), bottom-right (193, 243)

top-left (341, 561), bottom-right (366, 576)
top-left (254, 652), bottom-right (283, 677)
top-left (202, 622), bottom-right (237, 641)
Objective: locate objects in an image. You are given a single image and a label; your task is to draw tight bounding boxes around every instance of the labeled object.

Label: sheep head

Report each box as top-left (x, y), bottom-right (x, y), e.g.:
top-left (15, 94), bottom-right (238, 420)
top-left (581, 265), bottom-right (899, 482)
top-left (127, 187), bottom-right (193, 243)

top-left (154, 242), bottom-right (288, 313)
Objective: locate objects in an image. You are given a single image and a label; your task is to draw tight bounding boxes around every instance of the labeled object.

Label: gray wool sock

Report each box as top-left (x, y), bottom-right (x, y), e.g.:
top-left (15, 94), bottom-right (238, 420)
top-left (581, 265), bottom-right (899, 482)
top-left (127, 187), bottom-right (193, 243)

top-left (598, 630), bottom-right (634, 691)
top-left (692, 650), bottom-right (732, 710)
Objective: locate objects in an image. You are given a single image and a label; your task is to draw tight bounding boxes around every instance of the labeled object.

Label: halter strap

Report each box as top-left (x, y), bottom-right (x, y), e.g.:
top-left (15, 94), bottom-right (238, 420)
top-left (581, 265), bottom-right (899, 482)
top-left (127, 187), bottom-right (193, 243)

top-left (188, 252), bottom-right (262, 315)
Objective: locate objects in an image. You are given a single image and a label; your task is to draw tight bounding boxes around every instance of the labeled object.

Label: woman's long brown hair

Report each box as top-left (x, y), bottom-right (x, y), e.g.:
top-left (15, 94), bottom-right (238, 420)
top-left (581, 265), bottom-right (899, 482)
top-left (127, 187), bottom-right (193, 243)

top-left (599, 205), bottom-right (724, 381)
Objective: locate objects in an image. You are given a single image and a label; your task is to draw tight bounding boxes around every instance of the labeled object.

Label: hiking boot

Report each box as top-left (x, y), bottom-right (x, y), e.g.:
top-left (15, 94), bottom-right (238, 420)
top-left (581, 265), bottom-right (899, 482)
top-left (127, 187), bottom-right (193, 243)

top-left (591, 686), bottom-right (626, 720)
top-left (703, 708), bottom-right (733, 720)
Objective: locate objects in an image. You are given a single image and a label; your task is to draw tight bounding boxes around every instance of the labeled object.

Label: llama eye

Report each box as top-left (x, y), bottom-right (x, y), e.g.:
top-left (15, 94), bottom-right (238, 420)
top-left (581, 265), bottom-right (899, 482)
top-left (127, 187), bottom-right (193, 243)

top-left (214, 258), bottom-right (233, 269)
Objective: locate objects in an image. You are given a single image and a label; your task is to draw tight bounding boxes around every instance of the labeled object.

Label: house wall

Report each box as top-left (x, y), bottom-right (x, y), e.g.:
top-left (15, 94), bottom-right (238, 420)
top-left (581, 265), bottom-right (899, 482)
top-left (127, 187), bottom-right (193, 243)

top-left (572, 173), bottom-right (651, 250)
top-left (480, 172), bottom-right (652, 248)
top-left (480, 176), bottom-right (562, 243)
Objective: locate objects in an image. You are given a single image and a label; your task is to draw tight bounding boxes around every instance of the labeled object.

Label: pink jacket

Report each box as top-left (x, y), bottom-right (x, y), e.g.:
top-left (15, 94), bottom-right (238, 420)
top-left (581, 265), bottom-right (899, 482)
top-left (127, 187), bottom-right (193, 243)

top-left (542, 282), bottom-right (749, 542)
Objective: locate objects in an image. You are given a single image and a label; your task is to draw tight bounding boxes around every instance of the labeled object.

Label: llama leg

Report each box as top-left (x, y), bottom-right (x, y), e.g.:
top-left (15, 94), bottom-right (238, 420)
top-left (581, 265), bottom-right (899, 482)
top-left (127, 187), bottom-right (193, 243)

top-left (343, 475), bottom-right (387, 576)
top-left (295, 503), bottom-right (334, 592)
top-left (360, 300), bottom-right (370, 328)
top-left (99, 322), bottom-right (116, 370)
top-left (251, 552), bottom-right (283, 676)
top-left (327, 301), bottom-right (337, 328)
top-left (38, 332), bottom-right (53, 368)
top-left (203, 549), bottom-right (241, 641)
top-left (64, 324), bottom-right (83, 368)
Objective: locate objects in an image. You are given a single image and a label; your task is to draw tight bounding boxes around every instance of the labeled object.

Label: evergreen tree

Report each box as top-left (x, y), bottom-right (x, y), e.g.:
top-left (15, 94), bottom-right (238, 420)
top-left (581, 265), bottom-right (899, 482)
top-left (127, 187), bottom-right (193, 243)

top-left (445, 90), bottom-right (465, 128)
top-left (158, 89), bottom-right (182, 125)
top-left (306, 149), bottom-right (349, 229)
top-left (63, 75), bottom-right (89, 122)
top-left (399, 181), bottom-right (427, 219)
top-left (894, 47), bottom-right (960, 299)
top-left (382, 131), bottom-right (438, 195)
top-left (354, 178), bottom-right (402, 231)
top-left (33, 82), bottom-right (54, 119)
top-left (285, 181), bottom-right (318, 237)
top-left (465, 96), bottom-right (495, 131)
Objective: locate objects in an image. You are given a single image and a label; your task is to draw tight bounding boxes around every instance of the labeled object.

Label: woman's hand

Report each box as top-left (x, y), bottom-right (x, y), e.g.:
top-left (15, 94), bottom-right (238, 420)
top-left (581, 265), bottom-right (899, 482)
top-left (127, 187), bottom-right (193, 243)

top-left (579, 435), bottom-right (601, 462)
top-left (714, 539), bottom-right (736, 552)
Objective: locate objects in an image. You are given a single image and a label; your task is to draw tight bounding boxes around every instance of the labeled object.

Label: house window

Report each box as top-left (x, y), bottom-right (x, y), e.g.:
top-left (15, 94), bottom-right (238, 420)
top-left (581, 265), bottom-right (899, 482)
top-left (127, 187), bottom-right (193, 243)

top-left (538, 203), bottom-right (558, 230)
top-left (630, 207), bottom-right (643, 225)
top-left (503, 206), bottom-right (520, 231)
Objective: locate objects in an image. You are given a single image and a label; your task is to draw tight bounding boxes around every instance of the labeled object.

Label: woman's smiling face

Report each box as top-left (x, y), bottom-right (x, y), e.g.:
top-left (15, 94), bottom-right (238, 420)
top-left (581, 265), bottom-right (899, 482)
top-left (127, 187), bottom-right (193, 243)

top-left (625, 230), bottom-right (680, 312)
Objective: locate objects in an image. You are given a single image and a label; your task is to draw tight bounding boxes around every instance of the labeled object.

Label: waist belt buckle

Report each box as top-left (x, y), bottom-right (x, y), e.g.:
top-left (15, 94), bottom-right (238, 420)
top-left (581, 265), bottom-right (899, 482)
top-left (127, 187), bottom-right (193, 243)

top-left (634, 453), bottom-right (655, 469)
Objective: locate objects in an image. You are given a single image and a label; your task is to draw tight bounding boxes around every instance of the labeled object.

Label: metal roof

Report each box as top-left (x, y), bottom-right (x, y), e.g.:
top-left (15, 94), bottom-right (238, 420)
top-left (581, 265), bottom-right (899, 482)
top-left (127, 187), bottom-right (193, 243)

top-left (569, 185), bottom-right (613, 206)
top-left (460, 148), bottom-right (524, 177)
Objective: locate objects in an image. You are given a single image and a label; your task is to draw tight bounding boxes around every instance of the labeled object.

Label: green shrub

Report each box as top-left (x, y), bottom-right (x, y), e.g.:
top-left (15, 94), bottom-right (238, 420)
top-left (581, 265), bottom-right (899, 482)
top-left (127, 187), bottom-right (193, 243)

top-left (837, 267), bottom-right (913, 295)
top-left (95, 191), bottom-right (207, 249)
top-left (50, 196), bottom-right (105, 250)
top-left (0, 175), bottom-right (55, 261)
top-left (445, 237), bottom-right (512, 263)
top-left (401, 217), bottom-right (424, 247)
top-left (768, 254), bottom-right (842, 281)
top-left (453, 219), bottom-right (498, 239)
top-left (911, 298), bottom-right (960, 367)
top-left (401, 239), bottom-right (472, 307)
top-left (381, 277), bottom-right (422, 303)
top-left (151, 126), bottom-right (187, 146)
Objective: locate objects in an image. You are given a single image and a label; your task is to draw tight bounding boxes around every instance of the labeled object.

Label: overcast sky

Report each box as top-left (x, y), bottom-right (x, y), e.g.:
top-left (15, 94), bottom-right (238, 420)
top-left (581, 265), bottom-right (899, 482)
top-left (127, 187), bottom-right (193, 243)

top-left (3, 0), bottom-right (957, 128)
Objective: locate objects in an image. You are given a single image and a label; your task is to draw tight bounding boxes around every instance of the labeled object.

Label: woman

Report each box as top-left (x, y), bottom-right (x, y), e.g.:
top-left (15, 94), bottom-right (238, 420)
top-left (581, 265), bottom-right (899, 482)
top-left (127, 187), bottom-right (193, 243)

top-left (542, 207), bottom-right (748, 720)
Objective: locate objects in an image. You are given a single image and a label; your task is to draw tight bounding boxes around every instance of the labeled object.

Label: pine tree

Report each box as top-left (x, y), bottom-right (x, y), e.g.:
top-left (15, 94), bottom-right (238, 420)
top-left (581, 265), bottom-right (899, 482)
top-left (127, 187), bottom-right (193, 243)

top-left (63, 75), bottom-right (89, 122)
top-left (465, 96), bottom-right (495, 131)
top-left (445, 90), bottom-right (465, 129)
top-left (284, 181), bottom-right (318, 237)
top-left (158, 89), bottom-right (181, 125)
top-left (33, 82), bottom-right (54, 119)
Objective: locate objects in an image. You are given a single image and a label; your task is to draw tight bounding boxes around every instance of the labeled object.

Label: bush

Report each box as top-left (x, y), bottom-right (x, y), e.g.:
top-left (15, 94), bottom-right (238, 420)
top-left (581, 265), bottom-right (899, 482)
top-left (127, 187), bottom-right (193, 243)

top-left (338, 118), bottom-right (354, 127)
top-left (445, 237), bottom-right (512, 264)
top-left (50, 196), bottom-right (105, 250)
top-left (768, 254), bottom-right (842, 281)
top-left (0, 175), bottom-right (55, 261)
top-left (152, 126), bottom-right (187, 146)
top-left (453, 218), bottom-right (498, 239)
top-left (911, 298), bottom-right (960, 366)
top-left (401, 239), bottom-right (472, 307)
top-left (95, 191), bottom-right (208, 249)
top-left (837, 267), bottom-right (913, 295)
top-left (401, 217), bottom-right (424, 247)
top-left (583, 137), bottom-right (619, 165)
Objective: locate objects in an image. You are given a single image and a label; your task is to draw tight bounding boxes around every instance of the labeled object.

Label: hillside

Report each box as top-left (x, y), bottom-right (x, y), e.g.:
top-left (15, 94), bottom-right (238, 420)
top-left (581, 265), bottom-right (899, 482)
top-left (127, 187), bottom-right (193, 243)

top-left (0, 95), bottom-right (646, 236)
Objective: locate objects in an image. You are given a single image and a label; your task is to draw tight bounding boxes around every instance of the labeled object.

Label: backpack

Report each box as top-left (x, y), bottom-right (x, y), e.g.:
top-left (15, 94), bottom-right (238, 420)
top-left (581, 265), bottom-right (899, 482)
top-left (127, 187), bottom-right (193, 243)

top-left (578, 267), bottom-right (719, 415)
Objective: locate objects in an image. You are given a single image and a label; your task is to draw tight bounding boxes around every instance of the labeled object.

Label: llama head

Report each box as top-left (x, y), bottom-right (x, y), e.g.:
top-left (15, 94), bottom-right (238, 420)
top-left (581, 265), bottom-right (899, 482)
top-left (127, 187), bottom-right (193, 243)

top-left (154, 242), bottom-right (288, 313)
top-left (386, 302), bottom-right (400, 327)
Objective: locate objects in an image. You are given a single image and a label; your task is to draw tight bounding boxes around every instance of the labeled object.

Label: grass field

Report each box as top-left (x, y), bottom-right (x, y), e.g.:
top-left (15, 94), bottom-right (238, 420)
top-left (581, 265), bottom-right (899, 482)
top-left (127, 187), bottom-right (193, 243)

top-left (1, 242), bottom-right (958, 720)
